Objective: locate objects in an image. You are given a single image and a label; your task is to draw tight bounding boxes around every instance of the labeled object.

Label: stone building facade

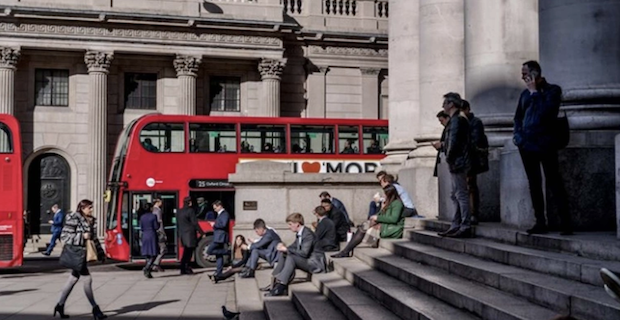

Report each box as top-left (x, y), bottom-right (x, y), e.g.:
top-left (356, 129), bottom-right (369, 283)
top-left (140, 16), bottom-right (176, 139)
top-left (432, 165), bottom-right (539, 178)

top-left (0, 0), bottom-right (388, 235)
top-left (385, 0), bottom-right (620, 233)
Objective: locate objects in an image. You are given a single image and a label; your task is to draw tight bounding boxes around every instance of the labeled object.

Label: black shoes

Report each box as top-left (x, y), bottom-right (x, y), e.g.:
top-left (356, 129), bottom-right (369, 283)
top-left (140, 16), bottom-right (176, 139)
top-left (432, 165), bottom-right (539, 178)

top-left (446, 229), bottom-right (472, 238)
top-left (92, 305), bottom-right (107, 320)
top-left (53, 304), bottom-right (69, 318)
top-left (330, 251), bottom-right (352, 258)
top-left (437, 228), bottom-right (458, 237)
top-left (180, 267), bottom-right (194, 275)
top-left (143, 269), bottom-right (153, 279)
top-left (470, 216), bottom-right (479, 226)
top-left (239, 268), bottom-right (255, 279)
top-left (42, 252), bottom-right (51, 256)
top-left (264, 283), bottom-right (288, 297)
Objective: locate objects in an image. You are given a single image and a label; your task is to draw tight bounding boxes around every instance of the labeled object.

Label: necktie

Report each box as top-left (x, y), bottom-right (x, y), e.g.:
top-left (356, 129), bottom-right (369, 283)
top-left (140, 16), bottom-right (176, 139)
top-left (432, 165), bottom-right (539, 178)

top-left (297, 233), bottom-right (302, 250)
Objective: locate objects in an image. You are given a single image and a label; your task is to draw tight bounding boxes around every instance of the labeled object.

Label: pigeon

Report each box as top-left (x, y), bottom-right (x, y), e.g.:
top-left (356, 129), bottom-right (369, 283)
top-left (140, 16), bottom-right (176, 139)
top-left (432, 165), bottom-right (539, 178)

top-left (222, 305), bottom-right (241, 320)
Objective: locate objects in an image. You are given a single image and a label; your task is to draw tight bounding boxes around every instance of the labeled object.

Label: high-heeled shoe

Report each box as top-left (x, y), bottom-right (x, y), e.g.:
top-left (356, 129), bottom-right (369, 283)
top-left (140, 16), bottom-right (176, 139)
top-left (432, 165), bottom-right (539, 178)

top-left (330, 250), bottom-right (353, 258)
top-left (53, 303), bottom-right (70, 318)
top-left (92, 305), bottom-right (107, 320)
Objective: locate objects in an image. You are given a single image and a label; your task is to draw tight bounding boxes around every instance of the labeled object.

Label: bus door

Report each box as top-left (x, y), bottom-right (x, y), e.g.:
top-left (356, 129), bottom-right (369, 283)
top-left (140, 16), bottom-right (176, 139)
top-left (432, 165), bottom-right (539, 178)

top-left (126, 192), bottom-right (178, 261)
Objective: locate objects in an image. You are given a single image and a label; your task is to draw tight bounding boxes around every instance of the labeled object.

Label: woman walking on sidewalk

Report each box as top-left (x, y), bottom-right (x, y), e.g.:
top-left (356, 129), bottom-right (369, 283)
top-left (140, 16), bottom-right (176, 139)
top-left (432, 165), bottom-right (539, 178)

top-left (54, 199), bottom-right (107, 319)
top-left (139, 202), bottom-right (160, 278)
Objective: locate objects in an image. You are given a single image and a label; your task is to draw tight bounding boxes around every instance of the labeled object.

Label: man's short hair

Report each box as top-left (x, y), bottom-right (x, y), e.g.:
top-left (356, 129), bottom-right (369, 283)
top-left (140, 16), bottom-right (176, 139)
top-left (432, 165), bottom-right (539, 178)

top-left (461, 99), bottom-right (470, 111)
top-left (321, 198), bottom-right (332, 205)
top-left (286, 212), bottom-right (304, 225)
top-left (212, 200), bottom-right (223, 207)
top-left (382, 174), bottom-right (396, 184)
top-left (314, 206), bottom-right (327, 217)
top-left (253, 219), bottom-right (266, 230)
top-left (443, 92), bottom-right (462, 108)
top-left (183, 196), bottom-right (192, 206)
top-left (523, 60), bottom-right (542, 75)
top-left (436, 110), bottom-right (449, 118)
top-left (319, 191), bottom-right (331, 198)
top-left (376, 170), bottom-right (387, 179)
top-left (153, 197), bottom-right (162, 203)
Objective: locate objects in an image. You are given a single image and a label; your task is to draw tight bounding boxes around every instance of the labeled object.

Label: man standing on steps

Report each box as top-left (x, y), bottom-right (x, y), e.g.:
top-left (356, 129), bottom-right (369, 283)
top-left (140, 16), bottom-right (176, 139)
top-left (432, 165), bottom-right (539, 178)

top-left (437, 92), bottom-right (473, 239)
top-left (513, 60), bottom-right (572, 235)
top-left (461, 100), bottom-right (489, 226)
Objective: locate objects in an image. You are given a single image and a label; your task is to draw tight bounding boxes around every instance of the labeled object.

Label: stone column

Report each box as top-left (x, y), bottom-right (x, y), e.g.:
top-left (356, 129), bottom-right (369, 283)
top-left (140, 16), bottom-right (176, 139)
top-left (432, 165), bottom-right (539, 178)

top-left (361, 68), bottom-right (380, 119)
top-left (306, 66), bottom-right (329, 118)
top-left (173, 55), bottom-right (201, 116)
top-left (0, 47), bottom-right (20, 115)
top-left (258, 58), bottom-right (286, 117)
top-left (382, 0), bottom-right (419, 171)
top-left (85, 50), bottom-right (113, 238)
top-left (464, 0), bottom-right (538, 222)
top-left (401, 0), bottom-right (465, 219)
top-left (527, 0), bottom-right (620, 232)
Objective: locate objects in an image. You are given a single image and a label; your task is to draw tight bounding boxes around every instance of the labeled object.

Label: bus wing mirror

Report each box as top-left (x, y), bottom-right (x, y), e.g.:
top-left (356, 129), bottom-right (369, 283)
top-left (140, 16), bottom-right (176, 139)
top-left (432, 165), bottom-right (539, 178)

top-left (104, 190), bottom-right (112, 203)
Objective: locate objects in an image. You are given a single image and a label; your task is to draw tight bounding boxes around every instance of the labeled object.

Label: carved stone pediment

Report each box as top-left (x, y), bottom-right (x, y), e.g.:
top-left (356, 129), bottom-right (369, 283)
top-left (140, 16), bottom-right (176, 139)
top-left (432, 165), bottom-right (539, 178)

top-left (308, 45), bottom-right (387, 57)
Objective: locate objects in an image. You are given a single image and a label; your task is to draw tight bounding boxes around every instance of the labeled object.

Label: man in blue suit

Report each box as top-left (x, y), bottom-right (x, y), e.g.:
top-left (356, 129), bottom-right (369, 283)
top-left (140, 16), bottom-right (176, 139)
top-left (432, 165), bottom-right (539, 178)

top-left (43, 204), bottom-right (64, 256)
top-left (239, 219), bottom-right (281, 278)
top-left (207, 200), bottom-right (230, 277)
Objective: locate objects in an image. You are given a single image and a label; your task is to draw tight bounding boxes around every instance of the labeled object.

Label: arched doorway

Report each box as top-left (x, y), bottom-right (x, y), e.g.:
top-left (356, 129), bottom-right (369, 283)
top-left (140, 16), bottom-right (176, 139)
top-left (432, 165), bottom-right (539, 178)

top-left (27, 153), bottom-right (71, 235)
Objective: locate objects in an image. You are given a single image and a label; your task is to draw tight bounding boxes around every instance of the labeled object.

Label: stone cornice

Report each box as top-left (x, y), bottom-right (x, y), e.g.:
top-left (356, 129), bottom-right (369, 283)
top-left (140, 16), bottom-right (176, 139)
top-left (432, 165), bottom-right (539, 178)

top-left (259, 58), bottom-right (287, 80)
top-left (0, 22), bottom-right (283, 49)
top-left (174, 55), bottom-right (202, 77)
top-left (84, 51), bottom-right (113, 73)
top-left (360, 68), bottom-right (381, 75)
top-left (0, 47), bottom-right (20, 69)
top-left (308, 45), bottom-right (387, 58)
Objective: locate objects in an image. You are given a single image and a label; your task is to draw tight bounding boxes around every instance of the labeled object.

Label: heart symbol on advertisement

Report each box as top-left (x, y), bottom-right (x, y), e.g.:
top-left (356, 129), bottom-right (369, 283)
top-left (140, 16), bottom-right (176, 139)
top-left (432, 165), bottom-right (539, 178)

top-left (301, 162), bottom-right (321, 173)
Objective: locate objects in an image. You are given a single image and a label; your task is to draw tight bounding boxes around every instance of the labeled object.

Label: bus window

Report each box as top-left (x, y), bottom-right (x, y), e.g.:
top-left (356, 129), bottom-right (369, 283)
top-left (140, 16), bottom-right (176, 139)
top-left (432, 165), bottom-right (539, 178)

top-left (0, 123), bottom-right (12, 153)
top-left (338, 125), bottom-right (359, 154)
top-left (139, 123), bottom-right (185, 153)
top-left (290, 125), bottom-right (335, 154)
top-left (240, 124), bottom-right (286, 153)
top-left (363, 126), bottom-right (388, 154)
top-left (189, 123), bottom-right (237, 153)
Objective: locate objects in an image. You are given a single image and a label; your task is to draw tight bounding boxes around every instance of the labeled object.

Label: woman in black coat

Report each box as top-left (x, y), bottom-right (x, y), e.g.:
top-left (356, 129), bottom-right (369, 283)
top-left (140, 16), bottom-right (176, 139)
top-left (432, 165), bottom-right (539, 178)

top-left (139, 202), bottom-right (160, 278)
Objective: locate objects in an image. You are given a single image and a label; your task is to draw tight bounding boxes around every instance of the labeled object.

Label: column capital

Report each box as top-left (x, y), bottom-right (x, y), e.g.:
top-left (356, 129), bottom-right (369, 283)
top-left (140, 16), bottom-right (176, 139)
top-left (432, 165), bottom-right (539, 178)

top-left (360, 68), bottom-right (381, 76)
top-left (0, 47), bottom-right (20, 70)
top-left (84, 51), bottom-right (114, 73)
top-left (259, 58), bottom-right (287, 80)
top-left (174, 55), bottom-right (202, 77)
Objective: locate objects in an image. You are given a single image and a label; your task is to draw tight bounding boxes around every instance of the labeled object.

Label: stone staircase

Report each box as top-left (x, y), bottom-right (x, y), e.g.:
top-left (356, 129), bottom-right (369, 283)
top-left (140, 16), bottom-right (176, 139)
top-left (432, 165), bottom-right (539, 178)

top-left (234, 220), bottom-right (620, 320)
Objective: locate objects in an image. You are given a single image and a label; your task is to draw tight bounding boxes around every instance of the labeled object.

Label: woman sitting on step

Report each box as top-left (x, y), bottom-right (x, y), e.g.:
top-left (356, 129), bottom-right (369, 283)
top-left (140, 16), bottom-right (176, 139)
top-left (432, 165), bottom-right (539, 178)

top-left (331, 184), bottom-right (405, 258)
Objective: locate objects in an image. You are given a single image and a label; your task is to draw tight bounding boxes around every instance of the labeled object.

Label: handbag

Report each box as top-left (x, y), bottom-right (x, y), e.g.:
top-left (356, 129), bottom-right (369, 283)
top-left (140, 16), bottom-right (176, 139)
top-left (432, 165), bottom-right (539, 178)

top-left (554, 111), bottom-right (570, 149)
top-left (59, 244), bottom-right (86, 272)
top-left (86, 240), bottom-right (98, 262)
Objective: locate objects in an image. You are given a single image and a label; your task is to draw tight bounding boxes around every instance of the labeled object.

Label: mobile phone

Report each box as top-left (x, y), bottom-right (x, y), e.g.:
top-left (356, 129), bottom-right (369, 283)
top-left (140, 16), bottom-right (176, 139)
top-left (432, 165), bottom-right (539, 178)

top-left (529, 70), bottom-right (539, 79)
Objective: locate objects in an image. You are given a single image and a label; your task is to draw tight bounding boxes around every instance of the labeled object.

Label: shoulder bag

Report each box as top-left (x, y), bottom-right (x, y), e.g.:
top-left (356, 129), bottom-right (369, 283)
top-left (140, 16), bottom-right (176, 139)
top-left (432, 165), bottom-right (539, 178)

top-left (59, 244), bottom-right (86, 272)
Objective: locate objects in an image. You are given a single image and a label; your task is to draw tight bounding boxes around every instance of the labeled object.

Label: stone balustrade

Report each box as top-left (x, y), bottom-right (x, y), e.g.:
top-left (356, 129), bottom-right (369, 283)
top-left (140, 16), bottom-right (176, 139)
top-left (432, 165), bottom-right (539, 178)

top-left (283, 0), bottom-right (387, 33)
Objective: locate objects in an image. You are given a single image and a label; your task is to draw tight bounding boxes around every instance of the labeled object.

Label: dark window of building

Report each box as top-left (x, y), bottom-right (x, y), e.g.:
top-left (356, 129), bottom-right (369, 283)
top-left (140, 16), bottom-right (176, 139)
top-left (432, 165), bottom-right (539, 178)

top-left (124, 73), bottom-right (157, 110)
top-left (189, 123), bottom-right (237, 153)
top-left (35, 69), bottom-right (69, 106)
top-left (210, 76), bottom-right (241, 112)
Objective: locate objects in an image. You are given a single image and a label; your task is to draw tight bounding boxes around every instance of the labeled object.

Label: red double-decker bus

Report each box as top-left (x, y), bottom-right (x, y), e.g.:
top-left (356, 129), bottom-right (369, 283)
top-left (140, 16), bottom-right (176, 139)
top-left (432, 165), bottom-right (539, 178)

top-left (0, 114), bottom-right (24, 268)
top-left (104, 114), bottom-right (388, 267)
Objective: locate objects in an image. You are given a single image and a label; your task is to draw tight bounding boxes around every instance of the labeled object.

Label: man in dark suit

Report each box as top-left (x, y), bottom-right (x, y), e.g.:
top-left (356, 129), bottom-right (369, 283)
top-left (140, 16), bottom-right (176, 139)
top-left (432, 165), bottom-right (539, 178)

top-left (313, 206), bottom-right (339, 252)
top-left (321, 199), bottom-right (349, 243)
top-left (319, 191), bottom-right (352, 226)
top-left (207, 200), bottom-right (230, 277)
top-left (239, 219), bottom-right (281, 278)
top-left (265, 213), bottom-right (326, 297)
top-left (176, 196), bottom-right (205, 275)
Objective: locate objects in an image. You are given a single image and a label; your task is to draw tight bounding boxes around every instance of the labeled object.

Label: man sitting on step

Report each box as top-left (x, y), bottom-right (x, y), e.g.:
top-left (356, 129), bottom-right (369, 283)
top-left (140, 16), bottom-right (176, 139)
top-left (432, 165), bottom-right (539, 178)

top-left (264, 213), bottom-right (326, 297)
top-left (239, 219), bottom-right (281, 278)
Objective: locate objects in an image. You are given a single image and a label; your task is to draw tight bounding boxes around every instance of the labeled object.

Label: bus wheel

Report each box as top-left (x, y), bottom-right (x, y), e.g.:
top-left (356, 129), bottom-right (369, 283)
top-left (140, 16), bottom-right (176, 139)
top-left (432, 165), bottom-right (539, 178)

top-left (196, 236), bottom-right (216, 268)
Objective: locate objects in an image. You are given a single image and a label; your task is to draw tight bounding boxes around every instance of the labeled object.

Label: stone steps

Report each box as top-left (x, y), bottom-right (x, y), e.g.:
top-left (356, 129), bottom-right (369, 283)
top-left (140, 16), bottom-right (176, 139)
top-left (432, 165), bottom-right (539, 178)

top-left (408, 229), bottom-right (620, 287)
top-left (290, 282), bottom-right (347, 320)
top-left (352, 247), bottom-right (558, 320)
top-left (381, 239), bottom-right (620, 320)
top-left (327, 256), bottom-right (482, 320)
top-left (421, 220), bottom-right (620, 262)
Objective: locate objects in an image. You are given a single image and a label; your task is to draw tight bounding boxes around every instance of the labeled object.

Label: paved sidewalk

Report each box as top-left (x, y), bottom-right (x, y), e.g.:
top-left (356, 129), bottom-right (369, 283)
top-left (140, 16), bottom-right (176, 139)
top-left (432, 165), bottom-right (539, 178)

top-left (0, 261), bottom-right (235, 320)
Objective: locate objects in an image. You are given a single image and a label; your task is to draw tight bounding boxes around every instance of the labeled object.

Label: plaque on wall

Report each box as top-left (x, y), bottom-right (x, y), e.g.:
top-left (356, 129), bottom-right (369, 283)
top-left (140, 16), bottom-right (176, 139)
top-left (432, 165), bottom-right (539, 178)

top-left (243, 201), bottom-right (258, 211)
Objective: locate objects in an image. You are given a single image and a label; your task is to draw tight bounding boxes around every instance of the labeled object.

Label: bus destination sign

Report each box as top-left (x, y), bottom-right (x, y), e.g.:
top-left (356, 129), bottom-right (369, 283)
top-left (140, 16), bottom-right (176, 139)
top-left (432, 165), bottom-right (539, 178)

top-left (189, 179), bottom-right (233, 189)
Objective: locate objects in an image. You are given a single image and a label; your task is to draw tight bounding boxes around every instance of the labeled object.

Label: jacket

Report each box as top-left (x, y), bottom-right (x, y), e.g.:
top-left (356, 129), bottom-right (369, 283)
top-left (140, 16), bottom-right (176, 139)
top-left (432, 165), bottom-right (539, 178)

top-left (51, 210), bottom-right (64, 234)
top-left (314, 217), bottom-right (339, 252)
top-left (331, 197), bottom-right (352, 226)
top-left (288, 226), bottom-right (325, 273)
top-left (61, 212), bottom-right (91, 247)
top-left (513, 79), bottom-right (562, 152)
top-left (467, 113), bottom-right (489, 174)
top-left (176, 206), bottom-right (205, 248)
top-left (444, 111), bottom-right (471, 173)
top-left (212, 209), bottom-right (230, 244)
top-left (376, 199), bottom-right (405, 239)
top-left (328, 207), bottom-right (349, 242)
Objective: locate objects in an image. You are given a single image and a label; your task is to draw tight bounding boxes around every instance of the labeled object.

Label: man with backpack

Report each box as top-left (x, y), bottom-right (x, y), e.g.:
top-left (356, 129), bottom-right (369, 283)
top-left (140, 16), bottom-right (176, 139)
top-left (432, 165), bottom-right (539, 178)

top-left (461, 100), bottom-right (489, 225)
